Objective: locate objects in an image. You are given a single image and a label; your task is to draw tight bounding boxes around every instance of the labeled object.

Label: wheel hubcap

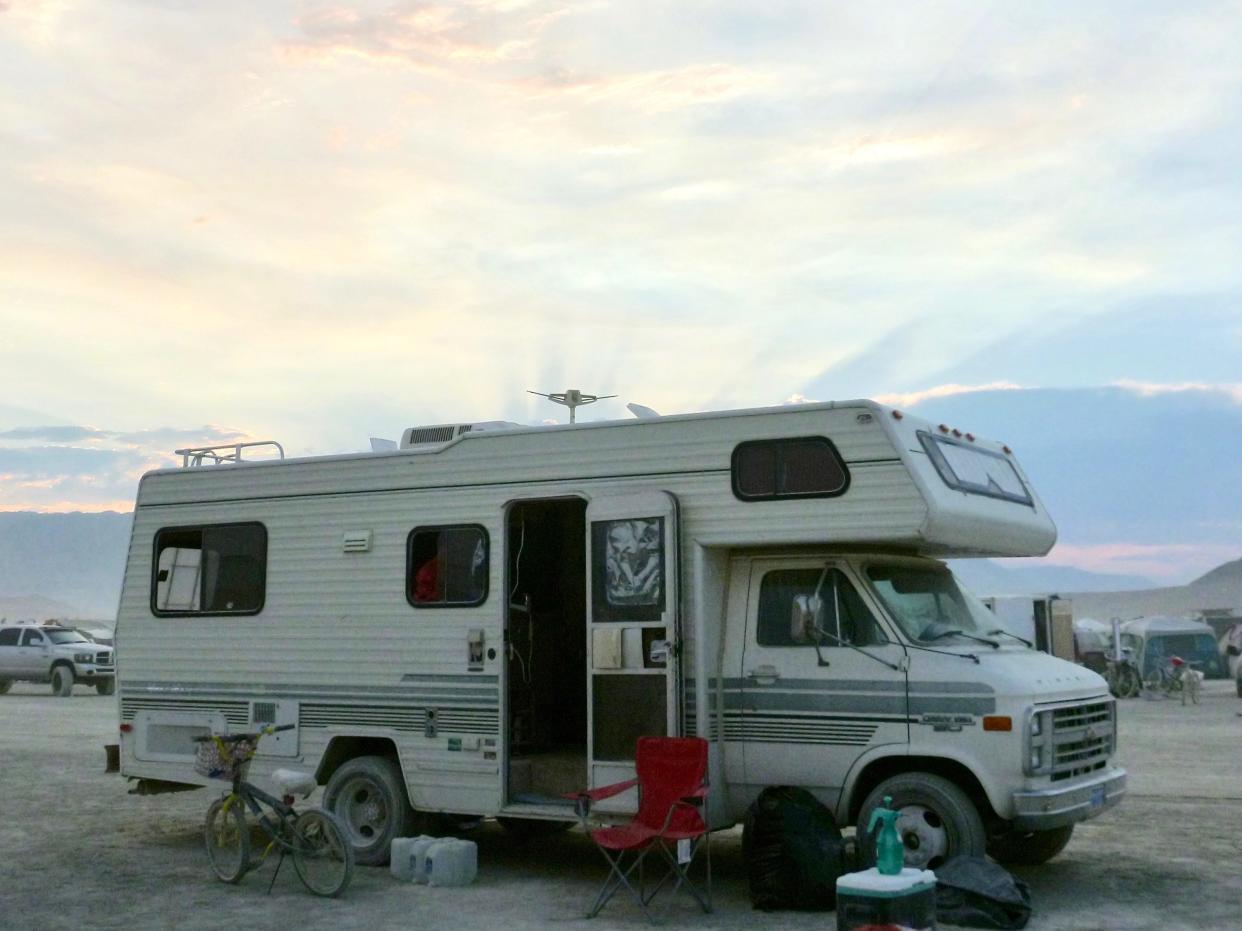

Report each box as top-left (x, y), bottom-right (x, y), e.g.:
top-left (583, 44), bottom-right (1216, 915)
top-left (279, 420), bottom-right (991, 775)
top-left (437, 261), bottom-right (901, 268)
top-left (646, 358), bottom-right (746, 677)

top-left (894, 804), bottom-right (949, 869)
top-left (338, 777), bottom-right (388, 847)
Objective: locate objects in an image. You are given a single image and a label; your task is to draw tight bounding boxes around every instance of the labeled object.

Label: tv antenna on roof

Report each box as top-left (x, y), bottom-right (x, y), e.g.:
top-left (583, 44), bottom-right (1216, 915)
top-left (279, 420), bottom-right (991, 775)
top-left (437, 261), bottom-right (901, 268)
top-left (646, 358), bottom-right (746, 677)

top-left (528, 388), bottom-right (616, 424)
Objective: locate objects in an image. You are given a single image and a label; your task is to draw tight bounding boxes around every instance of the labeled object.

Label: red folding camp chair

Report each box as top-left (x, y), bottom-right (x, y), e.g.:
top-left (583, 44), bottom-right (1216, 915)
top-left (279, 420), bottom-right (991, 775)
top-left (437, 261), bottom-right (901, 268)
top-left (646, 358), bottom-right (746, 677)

top-left (570, 736), bottom-right (712, 923)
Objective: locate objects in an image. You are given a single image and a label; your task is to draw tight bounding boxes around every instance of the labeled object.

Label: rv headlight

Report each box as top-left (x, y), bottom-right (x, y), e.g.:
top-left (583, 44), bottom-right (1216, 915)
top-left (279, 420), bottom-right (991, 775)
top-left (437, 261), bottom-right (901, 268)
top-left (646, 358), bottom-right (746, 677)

top-left (1030, 746), bottom-right (1043, 771)
top-left (1030, 713), bottom-right (1042, 737)
top-left (74, 652), bottom-right (93, 663)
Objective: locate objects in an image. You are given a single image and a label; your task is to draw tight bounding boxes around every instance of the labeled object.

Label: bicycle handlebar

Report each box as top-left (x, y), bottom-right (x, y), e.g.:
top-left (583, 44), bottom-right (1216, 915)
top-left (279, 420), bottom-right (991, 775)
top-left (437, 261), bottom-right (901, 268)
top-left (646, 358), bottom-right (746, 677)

top-left (190, 723), bottom-right (295, 744)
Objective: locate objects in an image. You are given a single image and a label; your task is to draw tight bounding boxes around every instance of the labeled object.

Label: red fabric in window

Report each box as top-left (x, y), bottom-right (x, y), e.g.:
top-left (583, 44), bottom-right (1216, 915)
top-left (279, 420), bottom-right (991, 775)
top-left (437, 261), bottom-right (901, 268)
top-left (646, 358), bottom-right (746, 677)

top-left (414, 558), bottom-right (440, 602)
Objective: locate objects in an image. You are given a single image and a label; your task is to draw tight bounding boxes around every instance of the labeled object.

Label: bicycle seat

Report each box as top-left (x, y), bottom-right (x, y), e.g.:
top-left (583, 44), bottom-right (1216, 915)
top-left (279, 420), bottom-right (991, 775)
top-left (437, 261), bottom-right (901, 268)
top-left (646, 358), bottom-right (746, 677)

top-left (271, 769), bottom-right (317, 798)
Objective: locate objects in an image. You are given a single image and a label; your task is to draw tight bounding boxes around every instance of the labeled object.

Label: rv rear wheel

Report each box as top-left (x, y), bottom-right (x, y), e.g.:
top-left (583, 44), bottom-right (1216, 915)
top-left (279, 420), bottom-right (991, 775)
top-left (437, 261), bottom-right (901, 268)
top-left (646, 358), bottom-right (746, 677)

top-left (51, 665), bottom-right (75, 697)
top-left (987, 824), bottom-right (1074, 865)
top-left (856, 773), bottom-right (986, 871)
top-left (324, 756), bottom-right (413, 866)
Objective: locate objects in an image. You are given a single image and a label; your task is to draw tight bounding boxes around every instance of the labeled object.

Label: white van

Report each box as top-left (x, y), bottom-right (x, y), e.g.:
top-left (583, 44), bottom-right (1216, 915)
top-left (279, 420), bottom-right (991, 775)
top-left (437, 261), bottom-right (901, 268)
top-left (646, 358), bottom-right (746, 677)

top-left (114, 400), bottom-right (1124, 869)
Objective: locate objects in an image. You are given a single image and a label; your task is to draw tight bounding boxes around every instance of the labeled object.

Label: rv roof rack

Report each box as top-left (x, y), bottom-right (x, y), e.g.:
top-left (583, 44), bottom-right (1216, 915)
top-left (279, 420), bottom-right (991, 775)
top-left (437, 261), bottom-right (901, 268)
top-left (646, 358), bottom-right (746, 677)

top-left (175, 441), bottom-right (285, 468)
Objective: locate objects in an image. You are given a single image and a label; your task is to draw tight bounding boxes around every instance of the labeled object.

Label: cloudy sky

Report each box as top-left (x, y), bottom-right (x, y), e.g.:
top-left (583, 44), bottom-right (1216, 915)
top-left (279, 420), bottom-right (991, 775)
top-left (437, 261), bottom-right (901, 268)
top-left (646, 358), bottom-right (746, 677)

top-left (2, 1), bottom-right (1239, 579)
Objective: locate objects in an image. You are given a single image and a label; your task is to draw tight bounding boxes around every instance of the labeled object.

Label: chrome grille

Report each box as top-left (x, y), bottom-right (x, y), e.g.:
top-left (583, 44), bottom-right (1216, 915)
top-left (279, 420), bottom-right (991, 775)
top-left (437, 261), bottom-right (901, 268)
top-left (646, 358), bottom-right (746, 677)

top-left (95, 651), bottom-right (113, 666)
top-left (1050, 699), bottom-right (1114, 782)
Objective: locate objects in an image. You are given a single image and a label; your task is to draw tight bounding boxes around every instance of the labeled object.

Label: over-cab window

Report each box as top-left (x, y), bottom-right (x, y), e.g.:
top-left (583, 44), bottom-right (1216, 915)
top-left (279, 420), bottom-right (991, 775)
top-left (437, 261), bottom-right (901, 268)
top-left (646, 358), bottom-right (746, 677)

top-left (407, 525), bottom-right (489, 608)
top-left (757, 567), bottom-right (881, 647)
top-left (731, 437), bottom-right (849, 501)
top-left (918, 432), bottom-right (1032, 506)
top-left (152, 523), bottom-right (267, 616)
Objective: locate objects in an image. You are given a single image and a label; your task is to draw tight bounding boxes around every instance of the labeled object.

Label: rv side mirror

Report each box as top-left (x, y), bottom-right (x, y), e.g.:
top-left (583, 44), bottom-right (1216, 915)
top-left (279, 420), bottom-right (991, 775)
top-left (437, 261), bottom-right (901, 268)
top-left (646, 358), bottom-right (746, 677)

top-left (791, 594), bottom-right (824, 644)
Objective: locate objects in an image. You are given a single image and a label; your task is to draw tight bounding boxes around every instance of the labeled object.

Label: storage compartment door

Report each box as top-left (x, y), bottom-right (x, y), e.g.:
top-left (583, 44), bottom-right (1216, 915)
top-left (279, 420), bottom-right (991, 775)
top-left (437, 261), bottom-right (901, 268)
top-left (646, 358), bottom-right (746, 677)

top-left (585, 492), bottom-right (680, 811)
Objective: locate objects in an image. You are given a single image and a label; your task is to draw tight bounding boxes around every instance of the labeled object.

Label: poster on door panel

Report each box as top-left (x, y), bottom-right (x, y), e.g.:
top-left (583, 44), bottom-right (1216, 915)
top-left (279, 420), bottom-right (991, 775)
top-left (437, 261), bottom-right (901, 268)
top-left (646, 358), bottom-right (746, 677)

top-left (592, 517), bottom-right (665, 622)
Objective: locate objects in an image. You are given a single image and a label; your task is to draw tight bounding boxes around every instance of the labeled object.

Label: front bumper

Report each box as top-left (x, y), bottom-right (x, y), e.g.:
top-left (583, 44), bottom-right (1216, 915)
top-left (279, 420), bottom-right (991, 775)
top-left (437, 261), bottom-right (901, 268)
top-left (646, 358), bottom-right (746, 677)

top-left (1011, 766), bottom-right (1126, 830)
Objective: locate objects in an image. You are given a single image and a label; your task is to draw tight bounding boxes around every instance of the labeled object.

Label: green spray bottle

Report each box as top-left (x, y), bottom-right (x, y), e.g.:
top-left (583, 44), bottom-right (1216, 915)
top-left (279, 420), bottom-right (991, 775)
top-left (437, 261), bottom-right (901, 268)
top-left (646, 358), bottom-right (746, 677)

top-left (866, 796), bottom-right (904, 875)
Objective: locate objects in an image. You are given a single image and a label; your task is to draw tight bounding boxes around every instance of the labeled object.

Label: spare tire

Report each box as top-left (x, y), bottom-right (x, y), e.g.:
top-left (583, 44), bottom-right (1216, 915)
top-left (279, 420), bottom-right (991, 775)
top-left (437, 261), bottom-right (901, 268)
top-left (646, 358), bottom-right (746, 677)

top-left (742, 786), bottom-right (845, 911)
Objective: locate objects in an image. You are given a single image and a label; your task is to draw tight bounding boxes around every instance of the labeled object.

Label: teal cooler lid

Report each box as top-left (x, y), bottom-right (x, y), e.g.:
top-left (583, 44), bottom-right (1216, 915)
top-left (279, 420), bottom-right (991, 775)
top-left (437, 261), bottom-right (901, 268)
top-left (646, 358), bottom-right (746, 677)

top-left (836, 867), bottom-right (936, 899)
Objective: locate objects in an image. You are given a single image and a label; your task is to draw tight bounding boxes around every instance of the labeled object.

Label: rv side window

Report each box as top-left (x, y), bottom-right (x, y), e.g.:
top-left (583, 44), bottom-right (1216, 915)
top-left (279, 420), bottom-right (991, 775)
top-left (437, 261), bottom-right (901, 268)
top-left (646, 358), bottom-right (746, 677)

top-left (731, 437), bottom-right (849, 501)
top-left (407, 525), bottom-right (489, 608)
top-left (757, 568), bottom-right (880, 647)
top-left (152, 523), bottom-right (267, 616)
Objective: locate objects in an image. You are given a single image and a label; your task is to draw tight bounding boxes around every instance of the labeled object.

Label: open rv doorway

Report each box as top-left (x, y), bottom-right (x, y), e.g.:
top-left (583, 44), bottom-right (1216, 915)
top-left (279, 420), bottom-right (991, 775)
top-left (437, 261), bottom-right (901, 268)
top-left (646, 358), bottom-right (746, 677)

top-left (505, 497), bottom-right (588, 806)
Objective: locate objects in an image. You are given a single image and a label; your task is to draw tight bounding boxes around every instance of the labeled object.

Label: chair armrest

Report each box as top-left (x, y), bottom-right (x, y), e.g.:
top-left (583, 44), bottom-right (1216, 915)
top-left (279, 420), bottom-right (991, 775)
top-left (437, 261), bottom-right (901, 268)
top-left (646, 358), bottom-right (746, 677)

top-left (565, 777), bottom-right (639, 804)
top-left (563, 778), bottom-right (640, 819)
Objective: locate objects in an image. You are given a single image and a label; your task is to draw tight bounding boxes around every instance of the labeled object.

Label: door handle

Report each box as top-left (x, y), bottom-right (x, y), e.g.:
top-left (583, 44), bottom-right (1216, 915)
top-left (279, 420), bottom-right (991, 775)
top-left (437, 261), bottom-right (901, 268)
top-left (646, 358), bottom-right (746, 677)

top-left (746, 665), bottom-right (780, 685)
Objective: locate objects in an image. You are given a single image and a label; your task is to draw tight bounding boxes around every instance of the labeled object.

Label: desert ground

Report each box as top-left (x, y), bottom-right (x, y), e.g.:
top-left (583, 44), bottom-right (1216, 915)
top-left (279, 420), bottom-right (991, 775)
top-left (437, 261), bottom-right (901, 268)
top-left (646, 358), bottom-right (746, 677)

top-left (1, 680), bottom-right (1240, 931)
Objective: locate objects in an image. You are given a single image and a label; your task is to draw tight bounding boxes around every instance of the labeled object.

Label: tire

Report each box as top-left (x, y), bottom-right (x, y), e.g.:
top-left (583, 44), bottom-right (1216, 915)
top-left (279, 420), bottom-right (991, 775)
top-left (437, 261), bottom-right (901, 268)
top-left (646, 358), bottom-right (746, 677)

top-left (856, 773), bottom-right (986, 871)
top-left (0, 679), bottom-right (11, 695)
top-left (1113, 665), bottom-right (1141, 699)
top-left (323, 755), bottom-right (413, 866)
top-left (204, 796), bottom-right (250, 883)
top-left (96, 679), bottom-right (116, 696)
top-left (496, 817), bottom-right (574, 842)
top-left (988, 824), bottom-right (1074, 865)
top-left (1236, 676), bottom-right (1242, 699)
top-left (51, 665), bottom-right (75, 697)
top-left (291, 809), bottom-right (354, 897)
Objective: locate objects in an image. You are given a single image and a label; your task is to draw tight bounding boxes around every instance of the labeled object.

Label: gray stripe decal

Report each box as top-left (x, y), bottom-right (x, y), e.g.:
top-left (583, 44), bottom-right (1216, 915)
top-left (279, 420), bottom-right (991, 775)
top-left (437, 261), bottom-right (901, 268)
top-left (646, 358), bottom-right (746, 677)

top-left (122, 680), bottom-right (499, 706)
top-left (716, 678), bottom-right (993, 695)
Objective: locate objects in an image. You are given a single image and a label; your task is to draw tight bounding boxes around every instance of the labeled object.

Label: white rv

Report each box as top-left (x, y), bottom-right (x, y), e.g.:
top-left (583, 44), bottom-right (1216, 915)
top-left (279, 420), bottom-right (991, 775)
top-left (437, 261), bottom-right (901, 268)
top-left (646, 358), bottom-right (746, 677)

top-left (115, 400), bottom-right (1125, 869)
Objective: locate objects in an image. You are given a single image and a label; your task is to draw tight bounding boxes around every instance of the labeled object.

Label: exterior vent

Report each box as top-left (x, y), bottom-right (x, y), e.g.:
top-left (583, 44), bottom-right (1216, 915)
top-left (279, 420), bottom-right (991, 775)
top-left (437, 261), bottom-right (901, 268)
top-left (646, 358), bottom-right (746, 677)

top-left (342, 530), bottom-right (372, 553)
top-left (252, 701), bottom-right (278, 724)
top-left (400, 421), bottom-right (521, 449)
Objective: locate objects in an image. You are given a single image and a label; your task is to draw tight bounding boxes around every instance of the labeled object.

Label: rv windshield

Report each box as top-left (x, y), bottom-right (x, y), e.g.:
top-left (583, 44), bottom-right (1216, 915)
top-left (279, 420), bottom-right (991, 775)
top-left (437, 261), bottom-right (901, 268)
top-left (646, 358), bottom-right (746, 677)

top-left (865, 564), bottom-right (1001, 645)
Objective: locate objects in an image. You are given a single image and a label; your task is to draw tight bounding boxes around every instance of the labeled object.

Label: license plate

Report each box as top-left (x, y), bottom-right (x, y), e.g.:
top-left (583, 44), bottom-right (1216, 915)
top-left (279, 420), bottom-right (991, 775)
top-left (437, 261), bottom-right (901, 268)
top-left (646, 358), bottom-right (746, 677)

top-left (1089, 786), bottom-right (1106, 810)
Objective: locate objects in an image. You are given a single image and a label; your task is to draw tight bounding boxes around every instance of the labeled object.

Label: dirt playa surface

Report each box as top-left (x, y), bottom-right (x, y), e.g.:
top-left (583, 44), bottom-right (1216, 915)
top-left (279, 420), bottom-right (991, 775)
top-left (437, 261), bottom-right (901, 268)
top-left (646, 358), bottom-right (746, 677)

top-left (2, 680), bottom-right (1241, 931)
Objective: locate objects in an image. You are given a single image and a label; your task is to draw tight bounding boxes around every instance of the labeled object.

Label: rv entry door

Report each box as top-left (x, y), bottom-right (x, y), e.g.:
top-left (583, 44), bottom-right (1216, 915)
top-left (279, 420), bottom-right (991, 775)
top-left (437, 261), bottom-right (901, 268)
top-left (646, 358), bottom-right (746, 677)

top-left (585, 491), bottom-right (680, 810)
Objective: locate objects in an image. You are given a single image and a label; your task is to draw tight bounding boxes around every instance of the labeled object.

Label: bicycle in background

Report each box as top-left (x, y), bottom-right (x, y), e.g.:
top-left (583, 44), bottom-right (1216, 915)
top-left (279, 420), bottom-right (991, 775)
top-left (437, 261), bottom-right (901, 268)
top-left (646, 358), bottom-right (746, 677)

top-left (1143, 656), bottom-right (1202, 704)
top-left (192, 724), bottom-right (354, 897)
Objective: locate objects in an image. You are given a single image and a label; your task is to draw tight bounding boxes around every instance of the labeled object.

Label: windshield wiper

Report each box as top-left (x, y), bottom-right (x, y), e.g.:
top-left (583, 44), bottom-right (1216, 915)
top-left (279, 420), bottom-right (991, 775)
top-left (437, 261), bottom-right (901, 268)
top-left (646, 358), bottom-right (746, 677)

top-left (988, 628), bottom-right (1033, 648)
top-left (810, 626), bottom-right (906, 672)
top-left (923, 628), bottom-right (999, 649)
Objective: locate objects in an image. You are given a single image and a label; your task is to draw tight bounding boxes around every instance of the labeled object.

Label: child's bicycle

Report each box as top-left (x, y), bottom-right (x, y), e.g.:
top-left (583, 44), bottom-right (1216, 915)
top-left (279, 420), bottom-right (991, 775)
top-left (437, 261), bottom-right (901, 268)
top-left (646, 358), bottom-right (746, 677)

top-left (192, 724), bottom-right (354, 897)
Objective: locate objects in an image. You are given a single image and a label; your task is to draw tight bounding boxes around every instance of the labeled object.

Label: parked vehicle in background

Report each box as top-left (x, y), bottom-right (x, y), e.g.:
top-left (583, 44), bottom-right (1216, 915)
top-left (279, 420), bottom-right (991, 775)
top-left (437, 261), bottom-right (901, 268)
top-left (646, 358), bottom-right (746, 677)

top-left (0, 625), bottom-right (116, 695)
top-left (1218, 623), bottom-right (1242, 697)
top-left (1120, 616), bottom-right (1223, 682)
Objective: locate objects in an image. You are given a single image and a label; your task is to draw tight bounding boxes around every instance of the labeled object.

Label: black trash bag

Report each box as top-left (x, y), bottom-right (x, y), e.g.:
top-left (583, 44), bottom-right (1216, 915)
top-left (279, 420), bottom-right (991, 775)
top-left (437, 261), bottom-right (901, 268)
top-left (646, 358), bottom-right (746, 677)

top-left (742, 786), bottom-right (846, 911)
top-left (935, 856), bottom-right (1033, 929)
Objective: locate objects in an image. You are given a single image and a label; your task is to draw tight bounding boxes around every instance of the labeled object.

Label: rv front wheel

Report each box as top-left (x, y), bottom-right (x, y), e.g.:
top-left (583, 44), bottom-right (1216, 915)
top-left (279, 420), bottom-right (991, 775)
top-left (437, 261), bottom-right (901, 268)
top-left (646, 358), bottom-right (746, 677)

top-left (324, 755), bottom-right (412, 866)
top-left (856, 773), bottom-right (985, 871)
top-left (0, 679), bottom-right (11, 695)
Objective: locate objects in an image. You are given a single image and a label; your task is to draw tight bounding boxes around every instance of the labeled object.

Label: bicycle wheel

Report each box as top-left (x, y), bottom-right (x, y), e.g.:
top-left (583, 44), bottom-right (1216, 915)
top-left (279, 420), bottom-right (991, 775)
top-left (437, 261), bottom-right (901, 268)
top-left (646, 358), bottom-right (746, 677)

top-left (291, 809), bottom-right (354, 897)
top-left (1116, 664), bottom-right (1141, 699)
top-left (204, 796), bottom-right (250, 883)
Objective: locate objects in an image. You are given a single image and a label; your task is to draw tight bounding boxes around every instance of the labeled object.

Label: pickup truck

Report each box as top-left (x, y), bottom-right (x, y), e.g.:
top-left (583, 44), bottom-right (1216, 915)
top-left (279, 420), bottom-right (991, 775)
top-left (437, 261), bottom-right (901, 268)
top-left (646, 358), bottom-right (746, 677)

top-left (0, 625), bottom-right (115, 696)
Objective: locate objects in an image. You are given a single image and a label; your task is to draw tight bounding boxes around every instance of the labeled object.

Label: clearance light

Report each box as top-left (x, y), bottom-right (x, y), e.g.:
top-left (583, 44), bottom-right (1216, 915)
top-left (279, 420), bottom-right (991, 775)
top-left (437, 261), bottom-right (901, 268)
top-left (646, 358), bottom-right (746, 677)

top-left (952, 429), bottom-right (962, 438)
top-left (965, 433), bottom-right (975, 442)
top-left (119, 723), bottom-right (133, 733)
top-left (891, 410), bottom-right (904, 420)
top-left (938, 424), bottom-right (950, 433)
top-left (1002, 445), bottom-right (1012, 455)
top-left (983, 716), bottom-right (1013, 732)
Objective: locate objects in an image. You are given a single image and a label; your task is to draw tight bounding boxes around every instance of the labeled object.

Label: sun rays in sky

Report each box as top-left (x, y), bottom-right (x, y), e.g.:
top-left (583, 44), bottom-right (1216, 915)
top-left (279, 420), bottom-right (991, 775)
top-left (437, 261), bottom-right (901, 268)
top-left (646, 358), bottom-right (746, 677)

top-left (2, 1), bottom-right (1240, 578)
